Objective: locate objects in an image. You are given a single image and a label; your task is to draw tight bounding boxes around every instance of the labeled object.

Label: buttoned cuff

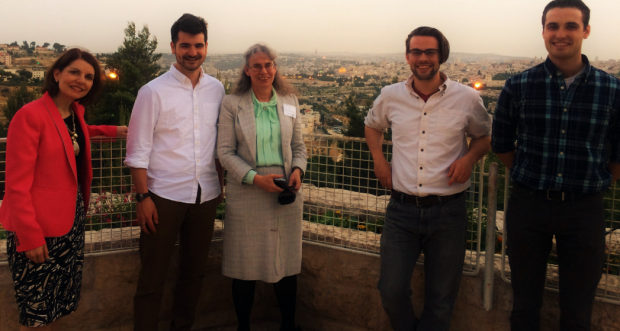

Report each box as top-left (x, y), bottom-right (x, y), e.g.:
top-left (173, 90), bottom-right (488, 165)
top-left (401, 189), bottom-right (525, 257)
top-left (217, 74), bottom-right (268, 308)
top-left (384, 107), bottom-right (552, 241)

top-left (292, 167), bottom-right (304, 181)
top-left (242, 170), bottom-right (257, 185)
top-left (124, 156), bottom-right (149, 169)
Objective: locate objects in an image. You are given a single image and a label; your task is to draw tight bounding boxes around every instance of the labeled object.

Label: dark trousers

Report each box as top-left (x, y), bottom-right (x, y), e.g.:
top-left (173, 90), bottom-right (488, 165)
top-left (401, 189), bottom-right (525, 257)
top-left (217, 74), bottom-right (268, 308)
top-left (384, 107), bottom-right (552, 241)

top-left (506, 184), bottom-right (606, 331)
top-left (232, 275), bottom-right (298, 331)
top-left (133, 191), bottom-right (219, 331)
top-left (377, 193), bottom-right (468, 331)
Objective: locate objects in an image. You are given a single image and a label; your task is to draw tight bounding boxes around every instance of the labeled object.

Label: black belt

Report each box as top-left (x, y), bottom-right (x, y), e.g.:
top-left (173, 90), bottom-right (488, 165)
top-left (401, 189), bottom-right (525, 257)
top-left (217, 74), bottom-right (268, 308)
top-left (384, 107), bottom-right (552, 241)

top-left (512, 182), bottom-right (600, 202)
top-left (391, 190), bottom-right (465, 207)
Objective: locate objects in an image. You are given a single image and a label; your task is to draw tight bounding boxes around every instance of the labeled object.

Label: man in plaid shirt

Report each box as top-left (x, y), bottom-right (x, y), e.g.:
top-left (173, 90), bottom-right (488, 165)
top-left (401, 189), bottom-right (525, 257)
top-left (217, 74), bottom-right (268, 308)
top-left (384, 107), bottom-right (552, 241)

top-left (492, 1), bottom-right (620, 330)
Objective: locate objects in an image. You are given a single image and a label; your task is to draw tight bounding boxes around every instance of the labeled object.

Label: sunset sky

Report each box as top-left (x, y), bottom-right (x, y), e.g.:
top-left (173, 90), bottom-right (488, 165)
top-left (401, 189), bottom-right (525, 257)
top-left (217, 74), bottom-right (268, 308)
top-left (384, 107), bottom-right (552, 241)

top-left (2, 0), bottom-right (618, 60)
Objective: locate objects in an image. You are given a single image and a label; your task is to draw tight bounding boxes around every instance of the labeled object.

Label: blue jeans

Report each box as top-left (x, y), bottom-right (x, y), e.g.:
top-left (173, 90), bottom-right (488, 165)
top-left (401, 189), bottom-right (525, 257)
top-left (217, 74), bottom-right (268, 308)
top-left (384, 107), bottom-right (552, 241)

top-left (378, 192), bottom-right (468, 331)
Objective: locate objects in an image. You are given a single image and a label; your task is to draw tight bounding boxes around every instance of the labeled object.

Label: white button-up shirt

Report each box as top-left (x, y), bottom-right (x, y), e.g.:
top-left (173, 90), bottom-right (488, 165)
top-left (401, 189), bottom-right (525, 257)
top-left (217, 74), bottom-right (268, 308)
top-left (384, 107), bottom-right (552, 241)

top-left (365, 73), bottom-right (492, 197)
top-left (125, 64), bottom-right (225, 203)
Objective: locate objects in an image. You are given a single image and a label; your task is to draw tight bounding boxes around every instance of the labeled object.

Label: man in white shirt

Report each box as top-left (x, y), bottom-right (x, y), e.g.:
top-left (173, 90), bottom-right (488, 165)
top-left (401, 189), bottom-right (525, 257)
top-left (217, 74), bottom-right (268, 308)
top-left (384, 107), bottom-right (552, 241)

top-left (125, 14), bottom-right (225, 331)
top-left (365, 27), bottom-right (492, 331)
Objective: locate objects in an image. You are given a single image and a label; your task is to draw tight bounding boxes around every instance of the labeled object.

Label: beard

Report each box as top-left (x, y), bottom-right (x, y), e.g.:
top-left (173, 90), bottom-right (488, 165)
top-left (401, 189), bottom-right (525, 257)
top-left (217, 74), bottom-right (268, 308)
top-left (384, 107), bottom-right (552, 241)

top-left (411, 63), bottom-right (439, 81)
top-left (176, 54), bottom-right (204, 72)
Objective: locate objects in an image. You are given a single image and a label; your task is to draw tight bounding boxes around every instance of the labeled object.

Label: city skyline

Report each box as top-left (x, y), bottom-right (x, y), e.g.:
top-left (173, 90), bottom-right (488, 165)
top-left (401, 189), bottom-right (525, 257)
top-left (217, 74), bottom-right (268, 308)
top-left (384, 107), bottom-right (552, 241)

top-left (1, 0), bottom-right (619, 60)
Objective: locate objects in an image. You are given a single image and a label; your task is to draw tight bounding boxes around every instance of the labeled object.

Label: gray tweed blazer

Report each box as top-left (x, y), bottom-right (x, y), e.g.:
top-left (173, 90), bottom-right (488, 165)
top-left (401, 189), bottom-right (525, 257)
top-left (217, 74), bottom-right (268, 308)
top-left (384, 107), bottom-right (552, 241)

top-left (217, 90), bottom-right (307, 184)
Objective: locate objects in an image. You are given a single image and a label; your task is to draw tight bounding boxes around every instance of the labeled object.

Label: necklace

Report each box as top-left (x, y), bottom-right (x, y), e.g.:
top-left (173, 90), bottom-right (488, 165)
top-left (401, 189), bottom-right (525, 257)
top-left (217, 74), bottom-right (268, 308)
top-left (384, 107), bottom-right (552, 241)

top-left (64, 110), bottom-right (80, 156)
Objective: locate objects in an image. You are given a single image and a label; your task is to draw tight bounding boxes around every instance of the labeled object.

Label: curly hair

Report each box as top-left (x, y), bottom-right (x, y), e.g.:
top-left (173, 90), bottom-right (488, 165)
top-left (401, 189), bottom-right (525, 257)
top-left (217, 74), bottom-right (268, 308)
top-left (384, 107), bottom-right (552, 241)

top-left (232, 43), bottom-right (296, 96)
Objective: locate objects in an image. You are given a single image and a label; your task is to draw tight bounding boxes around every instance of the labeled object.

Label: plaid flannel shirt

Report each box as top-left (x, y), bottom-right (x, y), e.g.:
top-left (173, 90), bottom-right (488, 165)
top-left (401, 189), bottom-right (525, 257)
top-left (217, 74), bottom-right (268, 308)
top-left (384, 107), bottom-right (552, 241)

top-left (491, 55), bottom-right (620, 193)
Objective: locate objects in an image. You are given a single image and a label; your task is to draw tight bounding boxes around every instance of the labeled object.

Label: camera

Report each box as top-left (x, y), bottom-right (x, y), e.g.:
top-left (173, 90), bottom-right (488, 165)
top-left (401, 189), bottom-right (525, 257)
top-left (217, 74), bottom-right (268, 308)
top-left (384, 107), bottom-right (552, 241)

top-left (273, 178), bottom-right (296, 205)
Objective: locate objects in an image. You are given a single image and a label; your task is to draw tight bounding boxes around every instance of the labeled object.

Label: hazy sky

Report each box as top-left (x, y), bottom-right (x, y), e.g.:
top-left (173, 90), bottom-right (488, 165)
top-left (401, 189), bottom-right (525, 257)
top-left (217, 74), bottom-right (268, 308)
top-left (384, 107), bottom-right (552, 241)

top-left (2, 0), bottom-right (619, 60)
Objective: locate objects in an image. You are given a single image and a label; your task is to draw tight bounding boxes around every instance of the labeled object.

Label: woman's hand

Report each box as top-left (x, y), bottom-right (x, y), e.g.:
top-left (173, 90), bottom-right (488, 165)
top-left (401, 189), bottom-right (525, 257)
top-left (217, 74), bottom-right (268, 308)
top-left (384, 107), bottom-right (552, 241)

top-left (116, 126), bottom-right (128, 138)
top-left (253, 174), bottom-right (285, 193)
top-left (25, 244), bottom-right (49, 264)
top-left (288, 169), bottom-right (302, 193)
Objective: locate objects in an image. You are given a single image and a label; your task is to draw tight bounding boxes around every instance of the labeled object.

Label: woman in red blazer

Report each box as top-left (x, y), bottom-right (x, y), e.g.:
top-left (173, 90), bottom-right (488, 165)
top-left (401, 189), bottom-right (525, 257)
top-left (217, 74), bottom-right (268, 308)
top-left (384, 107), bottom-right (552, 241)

top-left (0, 48), bottom-right (126, 329)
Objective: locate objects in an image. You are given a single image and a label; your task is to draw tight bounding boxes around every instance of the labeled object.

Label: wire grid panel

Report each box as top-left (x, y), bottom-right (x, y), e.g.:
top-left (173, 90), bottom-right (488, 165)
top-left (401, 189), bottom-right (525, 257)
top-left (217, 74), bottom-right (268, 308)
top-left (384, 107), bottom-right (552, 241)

top-left (87, 137), bottom-right (224, 253)
top-left (301, 134), bottom-right (483, 275)
top-left (87, 137), bottom-right (140, 254)
top-left (498, 164), bottom-right (620, 304)
top-left (0, 137), bottom-right (224, 261)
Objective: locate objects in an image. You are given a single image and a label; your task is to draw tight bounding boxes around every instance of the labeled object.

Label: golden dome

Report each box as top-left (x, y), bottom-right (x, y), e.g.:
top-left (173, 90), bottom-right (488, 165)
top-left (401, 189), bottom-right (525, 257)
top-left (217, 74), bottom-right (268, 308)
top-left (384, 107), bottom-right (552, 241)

top-left (338, 67), bottom-right (347, 73)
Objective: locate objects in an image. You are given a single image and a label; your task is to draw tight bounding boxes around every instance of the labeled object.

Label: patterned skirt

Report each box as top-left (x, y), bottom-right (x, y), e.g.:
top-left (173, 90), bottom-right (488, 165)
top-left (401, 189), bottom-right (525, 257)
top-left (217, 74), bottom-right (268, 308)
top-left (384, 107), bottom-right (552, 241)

top-left (6, 187), bottom-right (85, 327)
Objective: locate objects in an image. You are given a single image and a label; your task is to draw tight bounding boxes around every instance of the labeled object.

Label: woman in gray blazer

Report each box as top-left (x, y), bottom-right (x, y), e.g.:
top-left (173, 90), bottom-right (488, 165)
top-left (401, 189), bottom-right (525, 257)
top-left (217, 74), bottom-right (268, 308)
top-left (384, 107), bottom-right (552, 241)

top-left (217, 43), bottom-right (307, 331)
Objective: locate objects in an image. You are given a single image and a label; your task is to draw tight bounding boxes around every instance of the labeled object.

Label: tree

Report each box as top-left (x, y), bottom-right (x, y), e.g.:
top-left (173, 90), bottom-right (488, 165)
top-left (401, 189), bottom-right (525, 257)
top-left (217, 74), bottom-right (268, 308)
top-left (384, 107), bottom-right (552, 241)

top-left (30, 41), bottom-right (36, 49)
top-left (1, 84), bottom-right (40, 135)
top-left (18, 69), bottom-right (33, 80)
top-left (42, 42), bottom-right (50, 48)
top-left (106, 22), bottom-right (161, 97)
top-left (52, 43), bottom-right (65, 53)
top-left (22, 41), bottom-right (29, 50)
top-left (391, 76), bottom-right (398, 84)
top-left (9, 41), bottom-right (18, 46)
top-left (343, 94), bottom-right (366, 138)
top-left (462, 78), bottom-right (469, 83)
top-left (88, 22), bottom-right (162, 125)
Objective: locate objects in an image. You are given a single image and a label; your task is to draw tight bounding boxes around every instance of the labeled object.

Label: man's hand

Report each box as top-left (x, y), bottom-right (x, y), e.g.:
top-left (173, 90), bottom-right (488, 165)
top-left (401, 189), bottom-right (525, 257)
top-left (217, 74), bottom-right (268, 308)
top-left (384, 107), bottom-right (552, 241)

top-left (254, 174), bottom-right (285, 193)
top-left (374, 159), bottom-right (392, 190)
top-left (116, 126), bottom-right (128, 138)
top-left (137, 198), bottom-right (158, 234)
top-left (288, 169), bottom-right (302, 193)
top-left (25, 244), bottom-right (49, 264)
top-left (447, 156), bottom-right (475, 186)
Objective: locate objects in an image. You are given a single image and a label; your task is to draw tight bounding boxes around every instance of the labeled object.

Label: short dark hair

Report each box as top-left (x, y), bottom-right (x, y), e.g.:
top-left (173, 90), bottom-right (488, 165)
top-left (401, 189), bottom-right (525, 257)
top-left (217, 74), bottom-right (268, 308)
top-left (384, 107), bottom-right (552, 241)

top-left (542, 0), bottom-right (590, 29)
top-left (171, 14), bottom-right (208, 44)
top-left (405, 27), bottom-right (450, 64)
top-left (41, 48), bottom-right (103, 106)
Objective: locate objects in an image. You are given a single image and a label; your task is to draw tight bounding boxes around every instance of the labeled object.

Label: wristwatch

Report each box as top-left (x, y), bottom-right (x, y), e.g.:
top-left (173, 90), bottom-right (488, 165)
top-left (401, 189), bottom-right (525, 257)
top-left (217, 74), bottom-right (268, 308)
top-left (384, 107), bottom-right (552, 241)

top-left (136, 192), bottom-right (151, 202)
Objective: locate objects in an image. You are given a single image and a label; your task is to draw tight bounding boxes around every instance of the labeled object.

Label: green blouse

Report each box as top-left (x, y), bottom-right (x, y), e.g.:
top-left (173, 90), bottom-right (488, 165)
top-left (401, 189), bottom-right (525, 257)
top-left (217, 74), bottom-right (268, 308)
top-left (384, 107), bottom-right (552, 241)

top-left (243, 88), bottom-right (284, 184)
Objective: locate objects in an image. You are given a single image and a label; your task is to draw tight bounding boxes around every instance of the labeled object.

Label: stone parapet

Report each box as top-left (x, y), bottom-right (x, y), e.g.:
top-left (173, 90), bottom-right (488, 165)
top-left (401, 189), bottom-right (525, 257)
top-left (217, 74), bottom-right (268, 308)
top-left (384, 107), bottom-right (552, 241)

top-left (0, 240), bottom-right (619, 330)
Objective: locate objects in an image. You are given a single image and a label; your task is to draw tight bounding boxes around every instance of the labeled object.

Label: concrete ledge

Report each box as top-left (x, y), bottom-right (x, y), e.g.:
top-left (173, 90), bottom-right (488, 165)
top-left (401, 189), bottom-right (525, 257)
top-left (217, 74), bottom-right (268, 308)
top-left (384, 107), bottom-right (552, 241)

top-left (1, 240), bottom-right (619, 330)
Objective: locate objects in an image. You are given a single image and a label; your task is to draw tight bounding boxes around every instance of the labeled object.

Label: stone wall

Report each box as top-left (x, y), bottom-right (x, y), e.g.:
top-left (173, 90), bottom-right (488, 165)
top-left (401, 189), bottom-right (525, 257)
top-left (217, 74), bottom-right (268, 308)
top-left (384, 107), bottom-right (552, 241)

top-left (1, 241), bottom-right (619, 330)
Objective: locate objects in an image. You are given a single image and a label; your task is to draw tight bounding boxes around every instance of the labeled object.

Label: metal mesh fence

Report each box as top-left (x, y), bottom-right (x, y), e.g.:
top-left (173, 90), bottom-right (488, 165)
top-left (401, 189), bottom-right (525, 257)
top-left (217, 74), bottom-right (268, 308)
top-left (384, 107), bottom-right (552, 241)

top-left (301, 134), bottom-right (485, 276)
top-left (0, 134), bottom-right (618, 304)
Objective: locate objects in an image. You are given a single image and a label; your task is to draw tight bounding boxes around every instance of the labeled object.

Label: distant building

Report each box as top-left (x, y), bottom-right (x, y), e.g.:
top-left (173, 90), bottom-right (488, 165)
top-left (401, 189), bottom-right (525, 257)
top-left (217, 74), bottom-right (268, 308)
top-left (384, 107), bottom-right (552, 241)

top-left (35, 46), bottom-right (54, 54)
top-left (31, 70), bottom-right (45, 79)
top-left (0, 53), bottom-right (11, 66)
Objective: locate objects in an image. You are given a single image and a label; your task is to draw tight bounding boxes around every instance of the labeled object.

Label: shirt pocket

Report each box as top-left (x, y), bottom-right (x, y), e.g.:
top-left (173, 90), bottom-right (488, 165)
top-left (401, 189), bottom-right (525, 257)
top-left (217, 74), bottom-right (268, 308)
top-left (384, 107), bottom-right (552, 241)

top-left (432, 109), bottom-right (466, 138)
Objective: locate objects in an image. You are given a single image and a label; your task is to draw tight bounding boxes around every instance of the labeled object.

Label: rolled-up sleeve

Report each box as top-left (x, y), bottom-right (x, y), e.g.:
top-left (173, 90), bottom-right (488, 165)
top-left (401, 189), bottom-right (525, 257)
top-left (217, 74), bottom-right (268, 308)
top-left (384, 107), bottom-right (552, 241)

top-left (124, 86), bottom-right (158, 169)
top-left (491, 79), bottom-right (519, 153)
top-left (466, 95), bottom-right (492, 138)
top-left (364, 90), bottom-right (390, 131)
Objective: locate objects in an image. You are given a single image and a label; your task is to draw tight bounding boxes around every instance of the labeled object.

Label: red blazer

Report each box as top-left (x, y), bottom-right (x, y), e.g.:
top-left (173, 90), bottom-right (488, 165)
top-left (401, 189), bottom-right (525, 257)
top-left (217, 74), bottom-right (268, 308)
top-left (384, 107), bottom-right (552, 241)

top-left (0, 92), bottom-right (117, 252)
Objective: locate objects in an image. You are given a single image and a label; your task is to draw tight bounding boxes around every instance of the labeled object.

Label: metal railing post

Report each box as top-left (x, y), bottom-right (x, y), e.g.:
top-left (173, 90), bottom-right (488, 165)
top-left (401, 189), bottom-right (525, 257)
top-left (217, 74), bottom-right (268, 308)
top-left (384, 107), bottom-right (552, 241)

top-left (483, 162), bottom-right (499, 311)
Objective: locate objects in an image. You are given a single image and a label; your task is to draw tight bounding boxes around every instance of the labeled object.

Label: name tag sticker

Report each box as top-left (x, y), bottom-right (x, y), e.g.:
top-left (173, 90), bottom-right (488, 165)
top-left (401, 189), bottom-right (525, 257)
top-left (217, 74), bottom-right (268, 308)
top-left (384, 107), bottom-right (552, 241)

top-left (284, 104), bottom-right (297, 118)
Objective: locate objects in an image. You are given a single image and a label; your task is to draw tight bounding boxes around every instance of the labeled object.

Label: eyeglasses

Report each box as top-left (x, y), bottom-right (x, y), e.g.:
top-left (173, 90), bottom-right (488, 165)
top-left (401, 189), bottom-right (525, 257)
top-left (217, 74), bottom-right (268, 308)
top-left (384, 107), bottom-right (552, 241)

top-left (407, 49), bottom-right (439, 57)
top-left (247, 62), bottom-right (276, 72)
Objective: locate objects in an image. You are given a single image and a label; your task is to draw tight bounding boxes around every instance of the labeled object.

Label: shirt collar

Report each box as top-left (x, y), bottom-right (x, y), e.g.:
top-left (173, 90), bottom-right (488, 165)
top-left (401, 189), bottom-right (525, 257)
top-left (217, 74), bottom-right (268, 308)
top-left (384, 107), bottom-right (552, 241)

top-left (405, 71), bottom-right (450, 96)
top-left (543, 54), bottom-right (592, 81)
top-left (251, 87), bottom-right (278, 106)
top-left (169, 63), bottom-right (205, 86)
